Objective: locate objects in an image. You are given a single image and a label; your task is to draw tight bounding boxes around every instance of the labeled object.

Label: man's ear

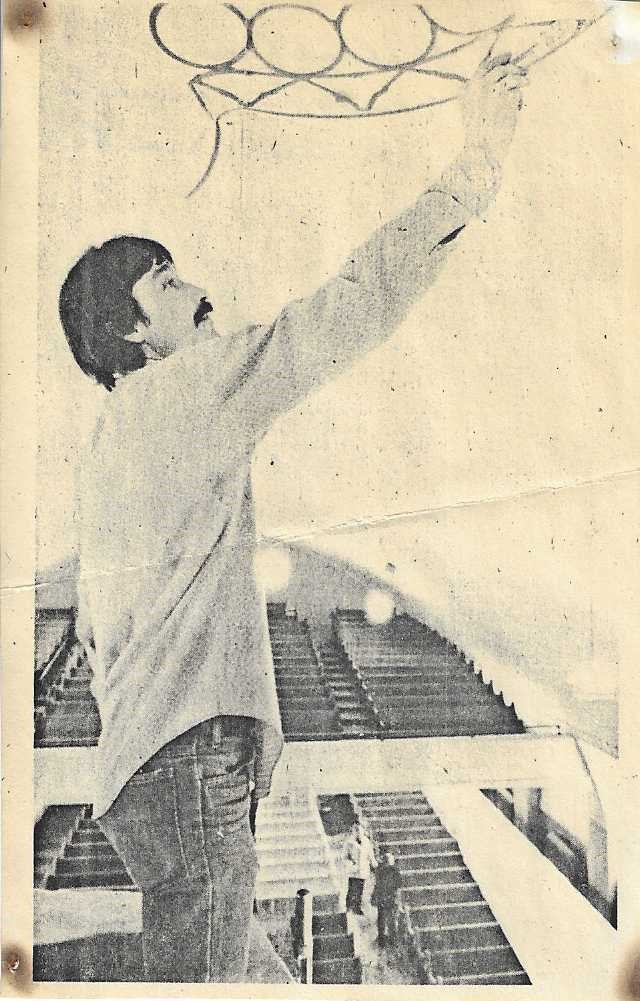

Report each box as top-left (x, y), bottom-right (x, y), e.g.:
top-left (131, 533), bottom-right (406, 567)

top-left (123, 322), bottom-right (147, 344)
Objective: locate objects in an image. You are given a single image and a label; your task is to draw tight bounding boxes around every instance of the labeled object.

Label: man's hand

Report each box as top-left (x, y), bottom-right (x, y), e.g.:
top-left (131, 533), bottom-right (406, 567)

top-left (460, 51), bottom-right (529, 161)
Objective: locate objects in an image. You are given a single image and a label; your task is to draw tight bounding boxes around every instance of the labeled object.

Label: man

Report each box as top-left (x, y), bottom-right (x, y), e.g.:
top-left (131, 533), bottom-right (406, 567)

top-left (372, 851), bottom-right (402, 947)
top-left (345, 819), bottom-right (377, 916)
top-left (60, 54), bottom-right (527, 982)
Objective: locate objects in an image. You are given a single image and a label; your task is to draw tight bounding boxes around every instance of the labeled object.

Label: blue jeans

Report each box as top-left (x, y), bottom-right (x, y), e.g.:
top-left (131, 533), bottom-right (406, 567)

top-left (98, 717), bottom-right (259, 982)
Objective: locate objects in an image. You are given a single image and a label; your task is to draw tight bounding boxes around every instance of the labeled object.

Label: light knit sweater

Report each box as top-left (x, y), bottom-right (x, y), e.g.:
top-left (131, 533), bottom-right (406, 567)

top-left (77, 146), bottom-right (501, 817)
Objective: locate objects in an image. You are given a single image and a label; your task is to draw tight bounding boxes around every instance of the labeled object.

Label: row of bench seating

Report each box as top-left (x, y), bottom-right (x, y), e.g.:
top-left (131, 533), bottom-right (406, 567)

top-left (34, 791), bottom-right (533, 985)
top-left (34, 804), bottom-right (87, 888)
top-left (35, 645), bottom-right (100, 746)
top-left (37, 806), bottom-right (134, 891)
top-left (34, 605), bottom-right (525, 747)
top-left (335, 611), bottom-right (525, 737)
top-left (267, 606), bottom-right (342, 740)
top-left (310, 628), bottom-right (383, 736)
top-left (34, 801), bottom-right (362, 983)
top-left (37, 792), bottom-right (341, 902)
top-left (34, 610), bottom-right (94, 746)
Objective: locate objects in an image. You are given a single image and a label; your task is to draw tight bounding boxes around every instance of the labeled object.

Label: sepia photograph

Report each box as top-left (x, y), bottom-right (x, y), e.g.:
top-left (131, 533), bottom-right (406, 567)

top-left (2, 0), bottom-right (639, 996)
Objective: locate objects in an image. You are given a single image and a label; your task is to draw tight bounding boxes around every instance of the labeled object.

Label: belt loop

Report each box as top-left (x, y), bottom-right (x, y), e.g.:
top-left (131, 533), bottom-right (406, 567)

top-left (211, 716), bottom-right (223, 748)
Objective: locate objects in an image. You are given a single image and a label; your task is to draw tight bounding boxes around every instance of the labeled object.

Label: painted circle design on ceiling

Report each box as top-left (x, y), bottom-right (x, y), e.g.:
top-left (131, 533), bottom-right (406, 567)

top-left (424, 1), bottom-right (515, 34)
top-left (148, 3), bottom-right (605, 195)
top-left (150, 2), bottom-right (248, 69)
top-left (338, 4), bottom-right (435, 69)
top-left (250, 5), bottom-right (343, 76)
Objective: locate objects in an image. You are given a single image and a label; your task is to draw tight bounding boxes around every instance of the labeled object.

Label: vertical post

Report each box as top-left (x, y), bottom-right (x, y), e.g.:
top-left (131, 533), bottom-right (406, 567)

top-left (586, 816), bottom-right (609, 901)
top-left (513, 787), bottom-right (546, 848)
top-left (301, 890), bottom-right (313, 984)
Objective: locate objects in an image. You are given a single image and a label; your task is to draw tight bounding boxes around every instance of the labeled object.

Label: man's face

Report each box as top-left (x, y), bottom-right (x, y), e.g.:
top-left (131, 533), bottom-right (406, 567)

top-left (129, 259), bottom-right (216, 358)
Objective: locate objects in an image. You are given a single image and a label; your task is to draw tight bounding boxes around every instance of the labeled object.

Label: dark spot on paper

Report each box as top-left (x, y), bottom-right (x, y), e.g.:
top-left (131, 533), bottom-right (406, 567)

top-left (2, 944), bottom-right (32, 993)
top-left (4, 0), bottom-right (48, 33)
top-left (617, 942), bottom-right (640, 999)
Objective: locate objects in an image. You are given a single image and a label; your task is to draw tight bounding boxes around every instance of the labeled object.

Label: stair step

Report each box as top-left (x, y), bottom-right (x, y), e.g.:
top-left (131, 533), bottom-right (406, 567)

top-left (402, 884), bottom-right (483, 907)
top-left (419, 922), bottom-right (508, 952)
top-left (431, 944), bottom-right (524, 979)
top-left (312, 957), bottom-right (362, 984)
top-left (374, 693), bottom-right (501, 709)
top-left (64, 844), bottom-right (120, 859)
top-left (56, 857), bottom-right (129, 877)
top-left (257, 864), bottom-right (333, 881)
top-left (368, 817), bottom-right (449, 833)
top-left (410, 902), bottom-right (495, 929)
top-left (395, 852), bottom-right (463, 870)
top-left (258, 850), bottom-right (327, 866)
top-left (373, 833), bottom-right (455, 848)
top-left (402, 867), bottom-right (474, 887)
top-left (278, 697), bottom-right (335, 709)
top-left (256, 828), bottom-right (321, 842)
top-left (441, 969), bottom-right (530, 986)
top-left (313, 932), bottom-right (355, 961)
top-left (256, 812), bottom-right (320, 824)
top-left (389, 839), bottom-right (459, 855)
top-left (312, 913), bottom-right (347, 936)
top-left (357, 805), bottom-right (436, 817)
top-left (355, 791), bottom-right (424, 802)
top-left (280, 710), bottom-right (339, 722)
top-left (49, 872), bottom-right (134, 890)
top-left (255, 877), bottom-right (336, 900)
top-left (72, 832), bottom-right (112, 845)
top-left (313, 894), bottom-right (341, 914)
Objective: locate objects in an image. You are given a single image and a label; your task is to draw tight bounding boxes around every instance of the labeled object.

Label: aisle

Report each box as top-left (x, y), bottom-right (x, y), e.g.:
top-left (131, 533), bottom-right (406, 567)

top-left (348, 904), bottom-right (418, 985)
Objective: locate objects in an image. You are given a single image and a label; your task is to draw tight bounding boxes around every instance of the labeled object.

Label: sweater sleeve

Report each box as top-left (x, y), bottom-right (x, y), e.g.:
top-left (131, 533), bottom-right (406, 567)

top-left (215, 147), bottom-right (502, 449)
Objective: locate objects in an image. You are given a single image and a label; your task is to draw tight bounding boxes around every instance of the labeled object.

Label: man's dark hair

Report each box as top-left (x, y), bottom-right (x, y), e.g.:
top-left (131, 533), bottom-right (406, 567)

top-left (59, 236), bottom-right (173, 391)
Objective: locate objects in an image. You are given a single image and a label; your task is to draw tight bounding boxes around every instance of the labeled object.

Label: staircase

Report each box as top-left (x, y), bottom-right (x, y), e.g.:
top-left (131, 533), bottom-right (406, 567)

top-left (254, 792), bottom-right (363, 983)
top-left (309, 628), bottom-right (383, 737)
top-left (35, 645), bottom-right (100, 748)
top-left (34, 804), bottom-right (86, 888)
top-left (310, 895), bottom-right (363, 985)
top-left (267, 606), bottom-right (342, 740)
top-left (44, 806), bottom-right (134, 891)
top-left (354, 790), bottom-right (530, 986)
top-left (254, 788), bottom-right (341, 902)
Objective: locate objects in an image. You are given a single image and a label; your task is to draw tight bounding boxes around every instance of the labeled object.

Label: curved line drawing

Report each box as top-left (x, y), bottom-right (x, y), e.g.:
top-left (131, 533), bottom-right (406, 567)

top-left (186, 113), bottom-right (224, 197)
top-left (150, 1), bottom-right (248, 69)
top-left (213, 94), bottom-right (458, 119)
top-left (249, 3), bottom-right (345, 77)
top-left (336, 4), bottom-right (436, 71)
top-left (425, 11), bottom-right (514, 36)
top-left (149, 3), bottom-right (610, 196)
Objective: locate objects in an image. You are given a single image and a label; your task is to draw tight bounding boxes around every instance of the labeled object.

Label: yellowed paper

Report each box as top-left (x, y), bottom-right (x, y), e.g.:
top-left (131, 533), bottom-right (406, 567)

top-left (2, 0), bottom-right (640, 997)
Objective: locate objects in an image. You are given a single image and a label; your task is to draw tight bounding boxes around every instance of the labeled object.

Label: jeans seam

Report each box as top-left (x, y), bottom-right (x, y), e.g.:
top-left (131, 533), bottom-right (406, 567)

top-left (168, 766), bottom-right (190, 878)
top-left (194, 754), bottom-right (214, 980)
top-left (210, 717), bottom-right (222, 749)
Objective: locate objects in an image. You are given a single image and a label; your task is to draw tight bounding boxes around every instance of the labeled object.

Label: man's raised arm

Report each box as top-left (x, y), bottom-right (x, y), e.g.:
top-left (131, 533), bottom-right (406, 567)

top-left (224, 53), bottom-right (528, 446)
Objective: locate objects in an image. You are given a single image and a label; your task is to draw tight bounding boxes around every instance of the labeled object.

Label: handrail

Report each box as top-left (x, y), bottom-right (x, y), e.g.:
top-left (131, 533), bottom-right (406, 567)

top-left (293, 888), bottom-right (313, 984)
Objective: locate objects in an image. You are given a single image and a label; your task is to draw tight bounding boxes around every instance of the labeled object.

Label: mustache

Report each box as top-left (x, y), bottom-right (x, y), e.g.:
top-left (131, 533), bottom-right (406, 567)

top-left (194, 298), bottom-right (213, 327)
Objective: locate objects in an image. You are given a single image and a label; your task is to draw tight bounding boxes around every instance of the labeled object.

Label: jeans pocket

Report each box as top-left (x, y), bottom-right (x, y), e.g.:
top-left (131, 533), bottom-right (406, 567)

top-left (197, 735), bottom-right (255, 780)
top-left (201, 770), bottom-right (252, 840)
top-left (98, 766), bottom-right (188, 891)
